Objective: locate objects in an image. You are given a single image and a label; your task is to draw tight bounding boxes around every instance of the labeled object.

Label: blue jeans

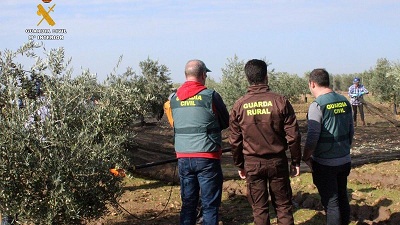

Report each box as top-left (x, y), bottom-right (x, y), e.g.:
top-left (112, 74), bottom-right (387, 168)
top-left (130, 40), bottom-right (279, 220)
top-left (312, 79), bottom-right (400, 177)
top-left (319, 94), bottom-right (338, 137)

top-left (178, 158), bottom-right (223, 225)
top-left (312, 161), bottom-right (351, 225)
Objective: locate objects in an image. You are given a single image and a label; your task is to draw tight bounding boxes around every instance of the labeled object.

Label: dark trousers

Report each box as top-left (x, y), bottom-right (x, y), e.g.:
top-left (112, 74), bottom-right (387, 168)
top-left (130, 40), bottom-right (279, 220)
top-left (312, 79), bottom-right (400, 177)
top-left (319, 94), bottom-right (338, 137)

top-left (244, 155), bottom-right (294, 225)
top-left (312, 161), bottom-right (351, 225)
top-left (352, 104), bottom-right (364, 122)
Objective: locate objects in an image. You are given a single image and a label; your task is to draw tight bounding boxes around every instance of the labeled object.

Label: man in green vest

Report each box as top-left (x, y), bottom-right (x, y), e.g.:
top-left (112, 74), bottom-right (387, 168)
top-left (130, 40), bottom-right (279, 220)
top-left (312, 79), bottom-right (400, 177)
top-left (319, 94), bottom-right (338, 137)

top-left (303, 68), bottom-right (354, 225)
top-left (170, 59), bottom-right (229, 225)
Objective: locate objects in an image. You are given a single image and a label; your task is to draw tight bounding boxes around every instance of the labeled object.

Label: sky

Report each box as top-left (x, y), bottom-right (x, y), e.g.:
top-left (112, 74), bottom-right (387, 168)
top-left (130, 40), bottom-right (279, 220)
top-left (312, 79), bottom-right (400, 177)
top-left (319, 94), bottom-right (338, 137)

top-left (1, 0), bottom-right (400, 83)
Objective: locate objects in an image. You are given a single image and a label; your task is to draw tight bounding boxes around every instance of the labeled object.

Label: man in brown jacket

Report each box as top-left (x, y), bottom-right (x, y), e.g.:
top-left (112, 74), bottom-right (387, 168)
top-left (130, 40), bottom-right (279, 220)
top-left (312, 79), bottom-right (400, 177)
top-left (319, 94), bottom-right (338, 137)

top-left (229, 59), bottom-right (301, 225)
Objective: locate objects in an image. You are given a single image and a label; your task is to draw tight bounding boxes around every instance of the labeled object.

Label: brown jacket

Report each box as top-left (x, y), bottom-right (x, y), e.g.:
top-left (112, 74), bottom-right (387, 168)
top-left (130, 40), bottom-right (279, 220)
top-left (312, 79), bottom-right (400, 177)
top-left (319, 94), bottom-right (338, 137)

top-left (229, 85), bottom-right (301, 169)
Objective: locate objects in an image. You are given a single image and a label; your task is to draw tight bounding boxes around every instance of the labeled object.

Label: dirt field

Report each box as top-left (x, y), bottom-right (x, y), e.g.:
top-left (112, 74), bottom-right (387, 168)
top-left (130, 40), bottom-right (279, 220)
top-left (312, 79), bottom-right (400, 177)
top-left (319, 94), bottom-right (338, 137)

top-left (89, 101), bottom-right (400, 225)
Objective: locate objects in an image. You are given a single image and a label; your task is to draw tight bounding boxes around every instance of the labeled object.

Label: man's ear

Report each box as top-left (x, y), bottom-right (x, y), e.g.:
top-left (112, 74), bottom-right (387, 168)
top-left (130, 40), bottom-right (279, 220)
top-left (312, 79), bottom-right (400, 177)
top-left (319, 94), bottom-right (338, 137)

top-left (309, 81), bottom-right (316, 89)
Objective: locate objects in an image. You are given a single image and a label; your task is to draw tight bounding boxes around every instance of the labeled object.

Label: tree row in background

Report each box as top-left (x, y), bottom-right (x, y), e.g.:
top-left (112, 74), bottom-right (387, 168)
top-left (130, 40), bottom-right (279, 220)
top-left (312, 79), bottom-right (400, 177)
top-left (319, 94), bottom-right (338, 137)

top-left (207, 56), bottom-right (400, 114)
top-left (206, 55), bottom-right (310, 110)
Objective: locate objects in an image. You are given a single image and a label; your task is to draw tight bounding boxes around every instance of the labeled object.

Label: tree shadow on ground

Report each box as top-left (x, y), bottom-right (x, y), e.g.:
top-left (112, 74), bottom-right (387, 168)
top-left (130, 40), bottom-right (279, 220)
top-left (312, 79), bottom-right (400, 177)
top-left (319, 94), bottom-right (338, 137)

top-left (220, 193), bottom-right (254, 224)
top-left (220, 183), bottom-right (321, 225)
top-left (295, 189), bottom-right (400, 225)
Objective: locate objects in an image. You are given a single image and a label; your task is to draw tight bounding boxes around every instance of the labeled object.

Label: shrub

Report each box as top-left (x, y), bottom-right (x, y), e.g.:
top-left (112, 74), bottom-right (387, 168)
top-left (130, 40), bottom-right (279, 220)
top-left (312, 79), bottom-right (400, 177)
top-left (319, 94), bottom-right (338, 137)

top-left (0, 43), bottom-right (131, 224)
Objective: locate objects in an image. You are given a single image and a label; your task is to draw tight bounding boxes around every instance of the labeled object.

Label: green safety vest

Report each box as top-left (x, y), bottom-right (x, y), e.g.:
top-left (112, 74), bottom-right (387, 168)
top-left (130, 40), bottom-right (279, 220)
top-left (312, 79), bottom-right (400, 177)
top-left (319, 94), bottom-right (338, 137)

top-left (314, 92), bottom-right (352, 159)
top-left (170, 89), bottom-right (221, 153)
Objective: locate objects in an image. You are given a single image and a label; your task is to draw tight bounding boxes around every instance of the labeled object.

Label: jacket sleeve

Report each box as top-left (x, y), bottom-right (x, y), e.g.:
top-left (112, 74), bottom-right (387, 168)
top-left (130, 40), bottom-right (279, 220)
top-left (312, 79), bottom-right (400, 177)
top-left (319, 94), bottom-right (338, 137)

top-left (164, 92), bottom-right (176, 128)
top-left (302, 102), bottom-right (322, 162)
top-left (229, 105), bottom-right (245, 169)
top-left (163, 100), bottom-right (173, 127)
top-left (362, 85), bottom-right (369, 94)
top-left (212, 91), bottom-right (229, 130)
top-left (283, 99), bottom-right (302, 166)
top-left (349, 105), bottom-right (355, 146)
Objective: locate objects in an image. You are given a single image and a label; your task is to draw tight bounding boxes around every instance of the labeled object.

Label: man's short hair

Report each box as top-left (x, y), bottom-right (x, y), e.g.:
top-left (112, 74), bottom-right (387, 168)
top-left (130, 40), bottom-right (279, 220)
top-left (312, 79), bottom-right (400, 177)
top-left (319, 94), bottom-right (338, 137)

top-left (244, 59), bottom-right (267, 85)
top-left (309, 68), bottom-right (330, 87)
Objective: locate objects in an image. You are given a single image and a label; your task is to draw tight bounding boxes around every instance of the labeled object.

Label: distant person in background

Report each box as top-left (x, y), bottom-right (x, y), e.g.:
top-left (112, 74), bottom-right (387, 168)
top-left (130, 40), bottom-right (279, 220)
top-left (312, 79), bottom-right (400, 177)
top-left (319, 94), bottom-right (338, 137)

top-left (24, 89), bottom-right (50, 129)
top-left (348, 77), bottom-right (369, 126)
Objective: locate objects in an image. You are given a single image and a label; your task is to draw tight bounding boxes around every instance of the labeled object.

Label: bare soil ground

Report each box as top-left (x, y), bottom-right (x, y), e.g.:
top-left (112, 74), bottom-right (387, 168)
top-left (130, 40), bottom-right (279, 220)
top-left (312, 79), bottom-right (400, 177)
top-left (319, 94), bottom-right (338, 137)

top-left (89, 102), bottom-right (400, 225)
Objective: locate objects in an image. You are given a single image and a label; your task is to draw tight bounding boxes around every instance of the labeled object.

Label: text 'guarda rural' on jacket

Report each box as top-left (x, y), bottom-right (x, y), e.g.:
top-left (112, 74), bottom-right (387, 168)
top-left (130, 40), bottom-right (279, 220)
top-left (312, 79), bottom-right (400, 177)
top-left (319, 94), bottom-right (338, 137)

top-left (229, 85), bottom-right (302, 169)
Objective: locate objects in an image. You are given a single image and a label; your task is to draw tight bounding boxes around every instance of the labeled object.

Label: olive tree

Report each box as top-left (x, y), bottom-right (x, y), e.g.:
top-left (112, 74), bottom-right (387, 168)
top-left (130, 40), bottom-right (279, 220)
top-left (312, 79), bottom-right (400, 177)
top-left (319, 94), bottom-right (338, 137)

top-left (205, 75), bottom-right (219, 91)
top-left (217, 55), bottom-right (248, 110)
top-left (139, 58), bottom-right (173, 121)
top-left (216, 55), bottom-right (309, 107)
top-left (0, 43), bottom-right (132, 224)
top-left (369, 58), bottom-right (396, 107)
top-left (268, 72), bottom-right (308, 103)
top-left (387, 61), bottom-right (400, 114)
top-left (332, 74), bottom-right (354, 92)
top-left (104, 57), bottom-right (172, 125)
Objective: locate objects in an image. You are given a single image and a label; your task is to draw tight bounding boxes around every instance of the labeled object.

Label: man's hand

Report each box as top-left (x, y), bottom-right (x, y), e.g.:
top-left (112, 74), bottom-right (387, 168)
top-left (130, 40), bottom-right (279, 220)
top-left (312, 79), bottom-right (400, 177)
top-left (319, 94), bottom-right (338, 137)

top-left (290, 164), bottom-right (300, 177)
top-left (238, 169), bottom-right (246, 179)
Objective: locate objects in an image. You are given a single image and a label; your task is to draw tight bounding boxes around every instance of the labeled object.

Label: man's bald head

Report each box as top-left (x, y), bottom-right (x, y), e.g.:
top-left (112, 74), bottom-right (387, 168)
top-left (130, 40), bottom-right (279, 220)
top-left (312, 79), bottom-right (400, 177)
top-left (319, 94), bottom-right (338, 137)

top-left (185, 59), bottom-right (211, 78)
